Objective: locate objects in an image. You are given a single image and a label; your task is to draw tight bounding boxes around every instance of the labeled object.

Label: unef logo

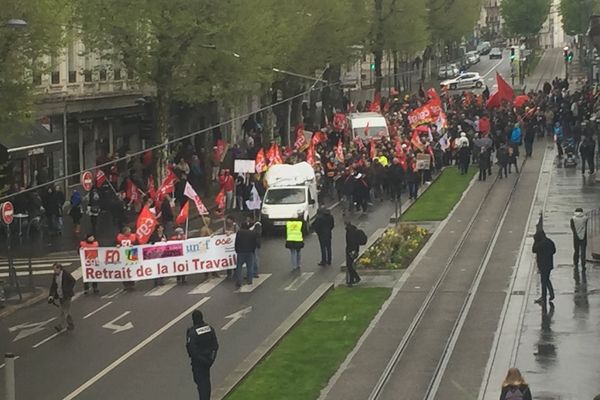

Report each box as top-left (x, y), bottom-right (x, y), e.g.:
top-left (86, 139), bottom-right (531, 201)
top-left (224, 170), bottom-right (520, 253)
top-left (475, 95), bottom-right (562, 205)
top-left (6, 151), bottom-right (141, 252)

top-left (186, 241), bottom-right (209, 255)
top-left (125, 248), bottom-right (139, 262)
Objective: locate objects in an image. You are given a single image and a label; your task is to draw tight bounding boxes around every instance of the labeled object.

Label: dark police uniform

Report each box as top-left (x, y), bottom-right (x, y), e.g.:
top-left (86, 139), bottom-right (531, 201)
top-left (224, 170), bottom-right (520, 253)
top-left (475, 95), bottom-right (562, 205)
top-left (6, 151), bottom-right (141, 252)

top-left (186, 322), bottom-right (219, 400)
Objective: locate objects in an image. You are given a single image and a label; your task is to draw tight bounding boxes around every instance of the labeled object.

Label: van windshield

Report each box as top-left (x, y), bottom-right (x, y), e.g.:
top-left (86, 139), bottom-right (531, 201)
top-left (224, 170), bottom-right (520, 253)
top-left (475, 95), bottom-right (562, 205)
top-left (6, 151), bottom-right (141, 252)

top-left (353, 126), bottom-right (388, 138)
top-left (264, 188), bottom-right (306, 205)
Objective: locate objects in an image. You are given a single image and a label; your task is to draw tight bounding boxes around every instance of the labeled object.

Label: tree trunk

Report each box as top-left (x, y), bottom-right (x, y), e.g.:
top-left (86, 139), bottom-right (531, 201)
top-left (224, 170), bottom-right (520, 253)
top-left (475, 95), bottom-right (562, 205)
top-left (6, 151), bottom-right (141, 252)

top-left (154, 87), bottom-right (170, 181)
top-left (373, 0), bottom-right (384, 94)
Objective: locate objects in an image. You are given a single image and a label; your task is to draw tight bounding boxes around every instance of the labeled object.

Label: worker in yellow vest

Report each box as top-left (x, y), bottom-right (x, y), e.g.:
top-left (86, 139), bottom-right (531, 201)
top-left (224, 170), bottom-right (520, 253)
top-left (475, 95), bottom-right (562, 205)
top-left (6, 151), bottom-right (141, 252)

top-left (285, 217), bottom-right (305, 270)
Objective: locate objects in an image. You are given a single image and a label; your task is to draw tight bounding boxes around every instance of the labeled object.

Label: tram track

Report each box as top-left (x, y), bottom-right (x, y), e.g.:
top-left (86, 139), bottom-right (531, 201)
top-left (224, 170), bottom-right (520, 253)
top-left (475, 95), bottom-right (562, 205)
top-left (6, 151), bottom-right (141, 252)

top-left (368, 162), bottom-right (528, 400)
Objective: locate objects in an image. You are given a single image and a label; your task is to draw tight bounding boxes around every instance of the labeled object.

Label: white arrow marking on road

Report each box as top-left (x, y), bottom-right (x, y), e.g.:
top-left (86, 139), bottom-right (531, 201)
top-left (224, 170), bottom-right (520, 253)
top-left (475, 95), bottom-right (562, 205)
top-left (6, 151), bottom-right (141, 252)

top-left (102, 311), bottom-right (134, 334)
top-left (222, 306), bottom-right (252, 331)
top-left (9, 317), bottom-right (56, 342)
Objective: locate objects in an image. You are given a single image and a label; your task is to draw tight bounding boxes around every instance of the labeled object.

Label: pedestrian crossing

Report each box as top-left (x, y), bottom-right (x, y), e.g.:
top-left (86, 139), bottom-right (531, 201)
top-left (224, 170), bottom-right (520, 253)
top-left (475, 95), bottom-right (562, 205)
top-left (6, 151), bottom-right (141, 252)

top-left (0, 256), bottom-right (80, 279)
top-left (90, 270), bottom-right (320, 299)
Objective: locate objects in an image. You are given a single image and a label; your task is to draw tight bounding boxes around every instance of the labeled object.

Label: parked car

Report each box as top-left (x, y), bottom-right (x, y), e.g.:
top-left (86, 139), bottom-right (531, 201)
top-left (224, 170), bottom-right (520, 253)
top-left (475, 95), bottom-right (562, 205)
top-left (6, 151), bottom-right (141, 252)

top-left (438, 64), bottom-right (460, 79)
top-left (440, 72), bottom-right (484, 90)
top-left (477, 41), bottom-right (492, 55)
top-left (466, 51), bottom-right (480, 65)
top-left (489, 48), bottom-right (503, 59)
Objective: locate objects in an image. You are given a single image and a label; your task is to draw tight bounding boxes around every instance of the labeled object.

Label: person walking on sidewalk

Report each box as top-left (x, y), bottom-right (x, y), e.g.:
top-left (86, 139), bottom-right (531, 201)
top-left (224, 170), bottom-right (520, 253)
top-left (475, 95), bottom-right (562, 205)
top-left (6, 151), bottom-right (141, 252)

top-left (499, 368), bottom-right (532, 400)
top-left (497, 142), bottom-right (509, 179)
top-left (69, 189), bottom-right (83, 234)
top-left (578, 134), bottom-right (596, 175)
top-left (87, 188), bottom-right (101, 235)
top-left (80, 234), bottom-right (99, 294)
top-left (313, 207), bottom-right (334, 266)
top-left (186, 310), bottom-right (218, 400)
top-left (285, 217), bottom-right (304, 271)
top-left (234, 222), bottom-right (258, 288)
top-left (345, 221), bottom-right (367, 286)
top-left (48, 263), bottom-right (76, 332)
top-left (570, 208), bottom-right (588, 269)
top-left (532, 229), bottom-right (556, 305)
top-left (478, 146), bottom-right (491, 181)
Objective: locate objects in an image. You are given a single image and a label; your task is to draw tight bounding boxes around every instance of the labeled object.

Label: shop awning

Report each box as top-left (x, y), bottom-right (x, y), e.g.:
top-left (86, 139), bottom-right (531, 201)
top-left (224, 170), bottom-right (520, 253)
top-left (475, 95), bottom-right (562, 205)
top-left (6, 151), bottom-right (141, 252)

top-left (0, 123), bottom-right (62, 154)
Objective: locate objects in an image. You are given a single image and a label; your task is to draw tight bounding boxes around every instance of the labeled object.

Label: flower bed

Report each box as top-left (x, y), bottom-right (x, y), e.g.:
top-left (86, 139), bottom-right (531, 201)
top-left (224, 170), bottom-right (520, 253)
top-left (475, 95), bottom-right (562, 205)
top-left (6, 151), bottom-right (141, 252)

top-left (357, 224), bottom-right (429, 270)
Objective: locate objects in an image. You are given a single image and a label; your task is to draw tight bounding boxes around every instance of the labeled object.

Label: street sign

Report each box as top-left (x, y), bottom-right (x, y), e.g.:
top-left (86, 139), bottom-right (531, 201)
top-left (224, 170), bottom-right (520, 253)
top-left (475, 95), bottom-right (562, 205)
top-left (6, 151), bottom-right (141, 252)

top-left (1, 201), bottom-right (14, 225)
top-left (81, 171), bottom-right (94, 192)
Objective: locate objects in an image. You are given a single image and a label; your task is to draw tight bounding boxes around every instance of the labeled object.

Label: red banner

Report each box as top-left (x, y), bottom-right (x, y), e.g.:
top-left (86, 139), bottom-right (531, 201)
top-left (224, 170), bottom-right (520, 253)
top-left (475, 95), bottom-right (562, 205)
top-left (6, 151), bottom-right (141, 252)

top-left (293, 124), bottom-right (307, 150)
top-left (96, 170), bottom-right (107, 188)
top-left (176, 201), bottom-right (189, 226)
top-left (267, 143), bottom-right (283, 166)
top-left (333, 113), bottom-right (348, 132)
top-left (255, 148), bottom-right (267, 174)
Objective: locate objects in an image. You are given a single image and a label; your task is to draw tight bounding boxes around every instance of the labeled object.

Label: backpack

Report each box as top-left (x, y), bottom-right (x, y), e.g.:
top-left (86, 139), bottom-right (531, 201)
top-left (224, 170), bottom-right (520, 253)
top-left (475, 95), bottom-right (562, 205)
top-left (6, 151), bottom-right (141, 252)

top-left (356, 229), bottom-right (368, 246)
top-left (504, 387), bottom-right (524, 400)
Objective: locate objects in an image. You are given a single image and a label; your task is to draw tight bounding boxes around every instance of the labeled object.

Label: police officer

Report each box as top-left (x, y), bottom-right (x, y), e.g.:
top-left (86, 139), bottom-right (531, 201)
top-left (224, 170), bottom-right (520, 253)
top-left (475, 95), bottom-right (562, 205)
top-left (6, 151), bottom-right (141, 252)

top-left (285, 216), bottom-right (304, 270)
top-left (186, 310), bottom-right (219, 400)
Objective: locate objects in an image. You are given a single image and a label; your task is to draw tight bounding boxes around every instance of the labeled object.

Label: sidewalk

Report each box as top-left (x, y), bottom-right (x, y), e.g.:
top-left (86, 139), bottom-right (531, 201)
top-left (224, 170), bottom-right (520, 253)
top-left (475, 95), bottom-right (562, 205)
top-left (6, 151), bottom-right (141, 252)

top-left (483, 147), bottom-right (600, 400)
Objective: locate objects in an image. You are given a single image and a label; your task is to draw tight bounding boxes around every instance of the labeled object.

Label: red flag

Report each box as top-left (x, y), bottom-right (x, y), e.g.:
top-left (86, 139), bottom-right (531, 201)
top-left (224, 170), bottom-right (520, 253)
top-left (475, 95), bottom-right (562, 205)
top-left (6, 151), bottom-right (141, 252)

top-left (215, 188), bottom-right (226, 211)
top-left (335, 139), bottom-right (344, 162)
top-left (156, 166), bottom-right (177, 201)
top-left (293, 124), bottom-right (307, 150)
top-left (496, 72), bottom-right (514, 101)
top-left (411, 131), bottom-right (425, 152)
top-left (175, 201), bottom-right (189, 226)
top-left (255, 148), bottom-right (267, 174)
top-left (147, 175), bottom-right (156, 201)
top-left (267, 143), bottom-right (283, 166)
top-left (333, 113), bottom-right (348, 132)
top-left (369, 93), bottom-right (381, 112)
top-left (95, 170), bottom-right (107, 188)
top-left (125, 179), bottom-right (141, 203)
top-left (136, 205), bottom-right (158, 245)
top-left (311, 130), bottom-right (327, 146)
top-left (306, 142), bottom-right (316, 166)
top-left (370, 138), bottom-right (377, 160)
top-left (184, 181), bottom-right (209, 215)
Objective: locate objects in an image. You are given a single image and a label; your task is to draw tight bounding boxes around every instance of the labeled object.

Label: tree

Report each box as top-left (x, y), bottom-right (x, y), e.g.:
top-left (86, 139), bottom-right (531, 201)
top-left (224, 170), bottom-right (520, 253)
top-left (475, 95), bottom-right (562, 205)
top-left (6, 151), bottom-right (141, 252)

top-left (0, 0), bottom-right (70, 136)
top-left (428, 0), bottom-right (484, 44)
top-left (76, 0), bottom-right (278, 176)
top-left (501, 0), bottom-right (552, 37)
top-left (560, 0), bottom-right (600, 35)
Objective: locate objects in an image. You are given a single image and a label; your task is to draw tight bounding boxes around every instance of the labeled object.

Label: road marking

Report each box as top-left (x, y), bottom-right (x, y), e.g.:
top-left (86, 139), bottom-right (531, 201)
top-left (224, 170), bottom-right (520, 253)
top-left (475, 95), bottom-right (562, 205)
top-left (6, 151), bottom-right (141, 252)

top-left (102, 311), bottom-right (134, 334)
top-left (101, 288), bottom-right (123, 299)
top-left (235, 273), bottom-right (272, 293)
top-left (0, 356), bottom-right (20, 369)
top-left (188, 277), bottom-right (225, 294)
top-left (222, 306), bottom-right (253, 330)
top-left (63, 297), bottom-right (210, 400)
top-left (482, 58), bottom-right (505, 78)
top-left (83, 302), bottom-right (113, 319)
top-left (9, 317), bottom-right (56, 342)
top-left (284, 272), bottom-right (314, 291)
top-left (33, 330), bottom-right (63, 349)
top-left (144, 279), bottom-right (177, 296)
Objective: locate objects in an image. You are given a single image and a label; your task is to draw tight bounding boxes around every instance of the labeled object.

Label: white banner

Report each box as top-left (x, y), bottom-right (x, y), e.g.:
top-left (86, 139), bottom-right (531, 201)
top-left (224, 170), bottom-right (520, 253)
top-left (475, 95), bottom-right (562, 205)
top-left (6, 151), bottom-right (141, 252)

top-left (80, 234), bottom-right (237, 282)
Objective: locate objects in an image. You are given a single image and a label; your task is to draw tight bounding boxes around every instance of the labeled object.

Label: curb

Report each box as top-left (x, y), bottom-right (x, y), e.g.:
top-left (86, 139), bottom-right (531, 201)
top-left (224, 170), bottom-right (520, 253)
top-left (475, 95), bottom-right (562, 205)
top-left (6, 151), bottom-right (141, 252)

top-left (213, 282), bottom-right (333, 400)
top-left (0, 287), bottom-right (48, 320)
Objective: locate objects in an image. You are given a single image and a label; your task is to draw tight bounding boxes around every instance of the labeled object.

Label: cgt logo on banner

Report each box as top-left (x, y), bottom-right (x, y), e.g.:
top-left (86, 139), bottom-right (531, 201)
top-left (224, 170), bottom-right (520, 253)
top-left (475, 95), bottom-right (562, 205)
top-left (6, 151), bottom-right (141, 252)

top-left (80, 234), bottom-right (237, 282)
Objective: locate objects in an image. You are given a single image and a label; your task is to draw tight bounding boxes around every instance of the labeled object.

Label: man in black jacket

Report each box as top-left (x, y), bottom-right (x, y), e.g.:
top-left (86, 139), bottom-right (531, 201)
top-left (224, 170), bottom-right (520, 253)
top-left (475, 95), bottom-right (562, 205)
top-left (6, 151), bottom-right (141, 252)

top-left (234, 222), bottom-right (257, 287)
top-left (345, 221), bottom-right (366, 286)
top-left (313, 207), bottom-right (334, 266)
top-left (186, 310), bottom-right (218, 400)
top-left (48, 263), bottom-right (76, 332)
top-left (532, 230), bottom-right (556, 305)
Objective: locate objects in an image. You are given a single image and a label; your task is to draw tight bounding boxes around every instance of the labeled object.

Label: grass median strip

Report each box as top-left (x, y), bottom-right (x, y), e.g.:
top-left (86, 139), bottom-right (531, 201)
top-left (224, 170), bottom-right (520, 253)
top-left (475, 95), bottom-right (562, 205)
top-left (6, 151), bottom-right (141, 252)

top-left (401, 167), bottom-right (476, 221)
top-left (226, 287), bottom-right (391, 400)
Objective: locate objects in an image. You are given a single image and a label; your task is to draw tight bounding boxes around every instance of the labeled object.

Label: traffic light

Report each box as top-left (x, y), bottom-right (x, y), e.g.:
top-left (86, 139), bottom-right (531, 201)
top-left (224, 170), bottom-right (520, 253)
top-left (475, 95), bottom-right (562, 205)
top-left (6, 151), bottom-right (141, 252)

top-left (370, 62), bottom-right (376, 70)
top-left (568, 51), bottom-right (574, 62)
top-left (510, 47), bottom-right (515, 61)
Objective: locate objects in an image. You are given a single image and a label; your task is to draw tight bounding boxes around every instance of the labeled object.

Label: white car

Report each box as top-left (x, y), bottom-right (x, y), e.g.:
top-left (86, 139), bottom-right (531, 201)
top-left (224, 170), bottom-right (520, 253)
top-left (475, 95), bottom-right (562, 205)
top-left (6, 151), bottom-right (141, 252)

top-left (466, 51), bottom-right (480, 65)
top-left (438, 64), bottom-right (460, 79)
top-left (440, 72), bottom-right (484, 90)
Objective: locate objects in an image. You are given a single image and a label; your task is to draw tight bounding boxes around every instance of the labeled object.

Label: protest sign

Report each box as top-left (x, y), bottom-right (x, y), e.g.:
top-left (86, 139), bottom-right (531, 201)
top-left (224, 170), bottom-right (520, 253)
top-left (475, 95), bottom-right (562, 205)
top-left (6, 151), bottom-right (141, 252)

top-left (80, 234), bottom-right (237, 282)
top-left (416, 153), bottom-right (431, 170)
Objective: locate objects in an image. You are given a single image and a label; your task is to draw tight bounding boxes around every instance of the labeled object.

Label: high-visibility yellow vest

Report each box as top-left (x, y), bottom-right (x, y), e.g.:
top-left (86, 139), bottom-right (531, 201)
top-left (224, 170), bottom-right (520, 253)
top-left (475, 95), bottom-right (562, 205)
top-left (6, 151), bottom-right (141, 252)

top-left (378, 155), bottom-right (389, 167)
top-left (286, 221), bottom-right (303, 242)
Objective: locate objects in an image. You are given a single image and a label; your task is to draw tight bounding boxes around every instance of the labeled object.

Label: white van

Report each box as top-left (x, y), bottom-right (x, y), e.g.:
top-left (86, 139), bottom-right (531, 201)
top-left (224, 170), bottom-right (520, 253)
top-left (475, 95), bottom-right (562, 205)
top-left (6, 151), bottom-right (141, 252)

top-left (260, 162), bottom-right (319, 234)
top-left (348, 112), bottom-right (389, 140)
